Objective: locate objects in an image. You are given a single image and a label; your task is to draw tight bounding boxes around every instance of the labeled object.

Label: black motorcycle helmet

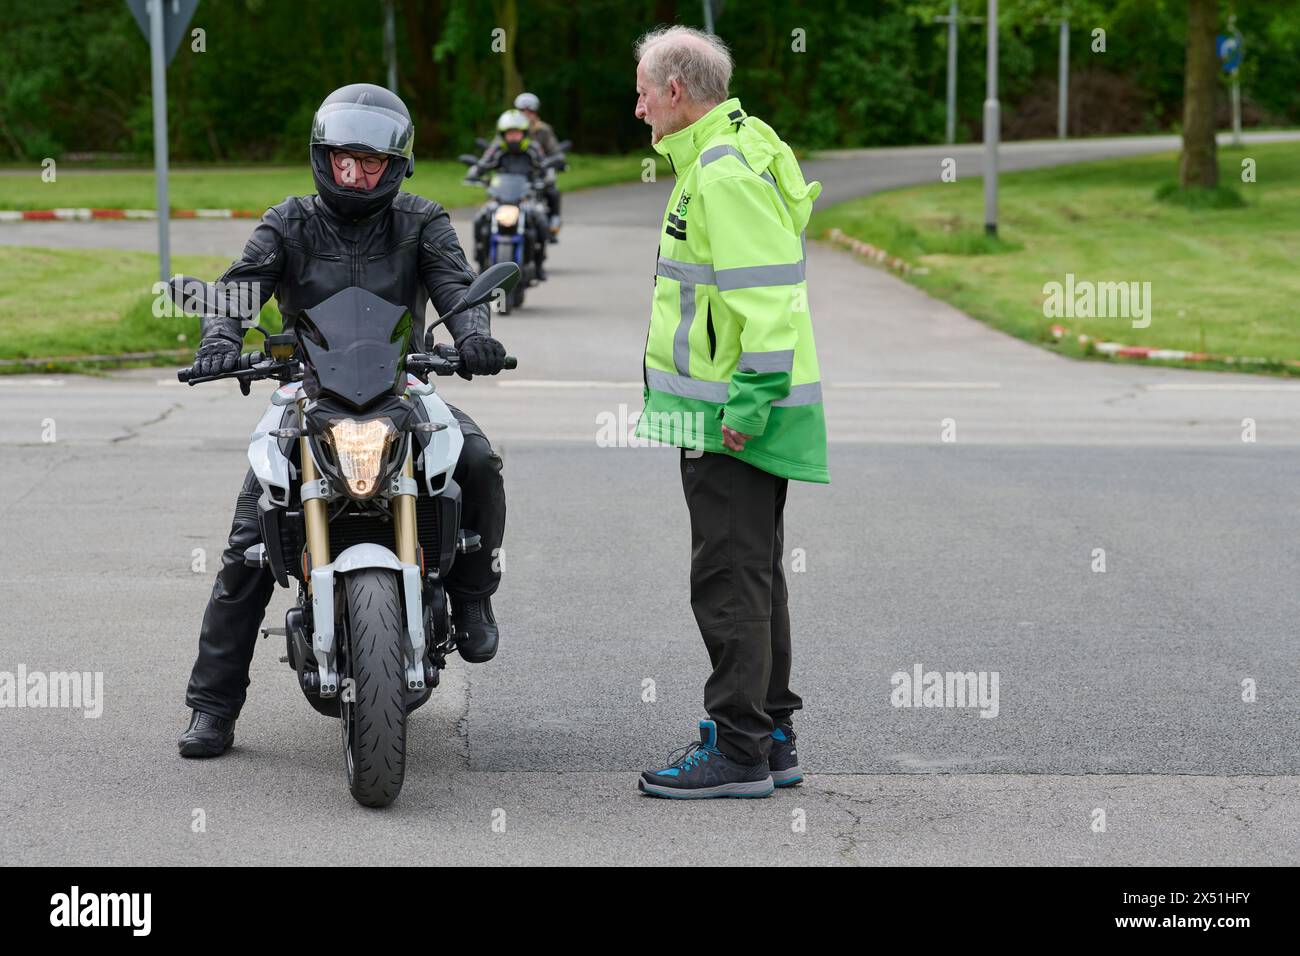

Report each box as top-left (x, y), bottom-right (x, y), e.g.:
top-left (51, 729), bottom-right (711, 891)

top-left (310, 83), bottom-right (415, 222)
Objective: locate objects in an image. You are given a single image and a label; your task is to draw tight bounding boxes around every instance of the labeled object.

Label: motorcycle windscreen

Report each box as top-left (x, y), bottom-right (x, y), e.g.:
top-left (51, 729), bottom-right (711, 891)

top-left (490, 172), bottom-right (530, 204)
top-left (299, 287), bottom-right (411, 408)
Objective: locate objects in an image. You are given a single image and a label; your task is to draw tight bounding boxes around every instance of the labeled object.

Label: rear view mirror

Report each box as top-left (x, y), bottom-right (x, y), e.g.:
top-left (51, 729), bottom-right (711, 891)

top-left (428, 262), bottom-right (522, 330)
top-left (168, 275), bottom-right (268, 339)
top-left (462, 261), bottom-right (521, 308)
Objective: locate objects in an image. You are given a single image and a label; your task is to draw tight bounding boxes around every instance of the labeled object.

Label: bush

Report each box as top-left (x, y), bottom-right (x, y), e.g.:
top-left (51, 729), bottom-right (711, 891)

top-left (1154, 182), bottom-right (1247, 209)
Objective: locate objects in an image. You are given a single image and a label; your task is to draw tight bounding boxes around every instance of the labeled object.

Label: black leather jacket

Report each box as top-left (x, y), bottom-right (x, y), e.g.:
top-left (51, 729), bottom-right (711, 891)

top-left (470, 140), bottom-right (547, 181)
top-left (202, 191), bottom-right (490, 353)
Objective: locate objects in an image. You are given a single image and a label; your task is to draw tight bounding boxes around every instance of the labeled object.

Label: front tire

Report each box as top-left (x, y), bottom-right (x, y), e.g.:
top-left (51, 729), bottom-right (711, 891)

top-left (340, 568), bottom-right (407, 808)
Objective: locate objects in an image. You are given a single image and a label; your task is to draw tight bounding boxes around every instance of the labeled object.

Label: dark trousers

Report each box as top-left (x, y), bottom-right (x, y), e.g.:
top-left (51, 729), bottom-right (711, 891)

top-left (185, 404), bottom-right (504, 721)
top-left (680, 449), bottom-right (802, 765)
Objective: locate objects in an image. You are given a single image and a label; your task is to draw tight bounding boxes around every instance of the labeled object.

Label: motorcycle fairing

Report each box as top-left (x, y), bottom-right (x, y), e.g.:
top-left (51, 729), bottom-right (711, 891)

top-left (300, 287), bottom-right (410, 409)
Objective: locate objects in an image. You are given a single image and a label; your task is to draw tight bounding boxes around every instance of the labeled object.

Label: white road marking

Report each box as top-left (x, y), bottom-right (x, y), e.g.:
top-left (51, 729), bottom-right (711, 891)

top-left (833, 381), bottom-right (1002, 389)
top-left (0, 377), bottom-right (65, 387)
top-left (497, 379), bottom-right (1004, 390)
top-left (497, 379), bottom-right (643, 388)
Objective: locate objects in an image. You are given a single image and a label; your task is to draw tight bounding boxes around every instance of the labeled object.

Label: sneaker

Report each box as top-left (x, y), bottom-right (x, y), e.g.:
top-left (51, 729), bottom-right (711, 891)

top-left (769, 720), bottom-right (802, 787)
top-left (639, 720), bottom-right (774, 799)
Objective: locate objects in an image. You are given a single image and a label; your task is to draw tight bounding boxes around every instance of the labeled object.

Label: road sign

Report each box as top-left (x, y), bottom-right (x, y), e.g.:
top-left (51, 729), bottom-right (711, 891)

top-left (126, 0), bottom-right (199, 66)
top-left (1216, 32), bottom-right (1243, 74)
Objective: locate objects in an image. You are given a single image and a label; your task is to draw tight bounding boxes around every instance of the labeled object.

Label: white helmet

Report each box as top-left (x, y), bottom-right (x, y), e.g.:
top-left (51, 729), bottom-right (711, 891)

top-left (514, 92), bottom-right (540, 113)
top-left (496, 109), bottom-right (530, 134)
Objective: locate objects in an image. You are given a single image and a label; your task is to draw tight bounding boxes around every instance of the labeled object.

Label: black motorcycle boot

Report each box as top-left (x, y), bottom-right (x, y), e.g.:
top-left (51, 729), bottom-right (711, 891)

top-left (452, 596), bottom-right (499, 663)
top-left (178, 709), bottom-right (235, 758)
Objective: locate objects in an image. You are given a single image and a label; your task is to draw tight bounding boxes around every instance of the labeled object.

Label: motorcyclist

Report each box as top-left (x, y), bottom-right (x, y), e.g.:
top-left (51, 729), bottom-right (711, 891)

top-left (178, 83), bottom-right (509, 759)
top-left (513, 92), bottom-right (564, 239)
top-left (465, 109), bottom-right (552, 280)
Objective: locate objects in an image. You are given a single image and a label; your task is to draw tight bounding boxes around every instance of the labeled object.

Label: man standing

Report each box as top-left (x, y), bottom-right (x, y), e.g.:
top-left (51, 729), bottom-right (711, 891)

top-left (632, 26), bottom-right (828, 799)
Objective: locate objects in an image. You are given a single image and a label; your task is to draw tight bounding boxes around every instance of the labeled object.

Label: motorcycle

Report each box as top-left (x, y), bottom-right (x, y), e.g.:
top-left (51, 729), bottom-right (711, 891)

top-left (459, 153), bottom-right (565, 314)
top-left (175, 262), bottom-right (520, 808)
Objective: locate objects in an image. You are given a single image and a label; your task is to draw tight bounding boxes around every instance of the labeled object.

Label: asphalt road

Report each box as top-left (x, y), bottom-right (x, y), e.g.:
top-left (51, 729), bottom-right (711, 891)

top-left (1, 133), bottom-right (1297, 865)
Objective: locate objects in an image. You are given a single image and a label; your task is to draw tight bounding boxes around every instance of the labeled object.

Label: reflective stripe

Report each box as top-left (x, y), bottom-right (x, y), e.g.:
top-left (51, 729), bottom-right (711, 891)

top-left (738, 350), bottom-right (794, 374)
top-left (657, 257), bottom-right (716, 285)
top-left (700, 145), bottom-right (749, 169)
top-left (716, 261), bottom-right (806, 292)
top-left (674, 281), bottom-right (694, 376)
top-left (773, 382), bottom-right (823, 407)
top-left (646, 368), bottom-right (821, 408)
top-left (645, 368), bottom-right (729, 403)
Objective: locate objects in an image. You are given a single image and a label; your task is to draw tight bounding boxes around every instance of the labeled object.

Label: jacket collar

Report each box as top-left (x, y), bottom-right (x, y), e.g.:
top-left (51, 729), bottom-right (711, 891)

top-left (653, 98), bottom-right (745, 173)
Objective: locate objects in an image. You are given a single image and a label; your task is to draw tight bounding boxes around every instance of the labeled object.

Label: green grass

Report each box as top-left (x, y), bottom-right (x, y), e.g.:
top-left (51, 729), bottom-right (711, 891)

top-left (0, 247), bottom-right (284, 362)
top-left (811, 142), bottom-right (1300, 372)
top-left (0, 153), bottom-right (667, 212)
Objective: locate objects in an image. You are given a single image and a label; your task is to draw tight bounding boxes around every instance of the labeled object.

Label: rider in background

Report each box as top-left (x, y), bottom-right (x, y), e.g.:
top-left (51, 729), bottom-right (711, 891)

top-left (466, 110), bottom-right (552, 280)
top-left (513, 92), bottom-right (565, 239)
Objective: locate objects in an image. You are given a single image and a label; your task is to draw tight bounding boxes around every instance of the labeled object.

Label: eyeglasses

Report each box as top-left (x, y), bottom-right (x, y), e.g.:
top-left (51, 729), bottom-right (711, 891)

top-left (331, 151), bottom-right (388, 174)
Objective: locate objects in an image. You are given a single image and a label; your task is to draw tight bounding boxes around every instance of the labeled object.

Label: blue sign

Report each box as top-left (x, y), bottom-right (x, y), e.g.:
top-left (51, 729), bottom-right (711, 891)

top-left (1217, 32), bottom-right (1243, 73)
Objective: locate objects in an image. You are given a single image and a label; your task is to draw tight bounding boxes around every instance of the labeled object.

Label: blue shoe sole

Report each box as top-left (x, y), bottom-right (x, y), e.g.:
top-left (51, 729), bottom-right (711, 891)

top-left (771, 766), bottom-right (803, 787)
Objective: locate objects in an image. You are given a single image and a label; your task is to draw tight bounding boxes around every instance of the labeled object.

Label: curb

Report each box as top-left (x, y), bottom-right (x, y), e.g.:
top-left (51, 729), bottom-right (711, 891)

top-left (1050, 325), bottom-right (1300, 370)
top-left (823, 227), bottom-right (927, 276)
top-left (0, 349), bottom-right (191, 369)
top-left (0, 208), bottom-right (261, 223)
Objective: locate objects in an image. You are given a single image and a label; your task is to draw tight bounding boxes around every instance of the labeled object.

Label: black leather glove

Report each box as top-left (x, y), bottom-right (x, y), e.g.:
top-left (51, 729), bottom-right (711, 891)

top-left (456, 334), bottom-right (506, 381)
top-left (191, 331), bottom-right (242, 378)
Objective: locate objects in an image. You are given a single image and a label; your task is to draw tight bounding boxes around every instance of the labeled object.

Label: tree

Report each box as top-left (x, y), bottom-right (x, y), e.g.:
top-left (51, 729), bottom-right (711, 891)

top-left (1179, 0), bottom-right (1218, 188)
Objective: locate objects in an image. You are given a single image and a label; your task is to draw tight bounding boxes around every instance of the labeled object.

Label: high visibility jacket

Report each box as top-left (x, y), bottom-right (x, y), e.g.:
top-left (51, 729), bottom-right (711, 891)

top-left (636, 98), bottom-right (828, 483)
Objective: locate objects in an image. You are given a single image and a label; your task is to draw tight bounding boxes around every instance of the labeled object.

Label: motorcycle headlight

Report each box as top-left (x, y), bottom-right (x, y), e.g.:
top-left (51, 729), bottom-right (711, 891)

top-left (324, 417), bottom-right (397, 499)
top-left (495, 204), bottom-right (520, 228)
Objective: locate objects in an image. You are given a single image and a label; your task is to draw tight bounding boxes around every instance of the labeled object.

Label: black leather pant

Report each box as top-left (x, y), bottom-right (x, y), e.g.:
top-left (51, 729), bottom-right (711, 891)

top-left (184, 404), bottom-right (504, 721)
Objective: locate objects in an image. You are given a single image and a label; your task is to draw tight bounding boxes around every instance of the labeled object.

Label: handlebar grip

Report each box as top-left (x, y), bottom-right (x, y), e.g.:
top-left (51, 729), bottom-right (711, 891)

top-left (503, 356), bottom-right (517, 370)
top-left (177, 350), bottom-right (263, 386)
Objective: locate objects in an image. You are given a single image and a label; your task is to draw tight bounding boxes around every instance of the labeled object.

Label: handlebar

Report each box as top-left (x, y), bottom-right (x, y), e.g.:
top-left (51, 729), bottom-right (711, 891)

top-left (406, 348), bottom-right (518, 379)
top-left (177, 348), bottom-right (517, 390)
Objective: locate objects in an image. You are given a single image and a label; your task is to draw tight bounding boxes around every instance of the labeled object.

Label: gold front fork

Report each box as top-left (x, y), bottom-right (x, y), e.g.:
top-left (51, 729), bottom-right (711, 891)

top-left (300, 432), bottom-right (330, 577)
top-left (392, 443), bottom-right (418, 566)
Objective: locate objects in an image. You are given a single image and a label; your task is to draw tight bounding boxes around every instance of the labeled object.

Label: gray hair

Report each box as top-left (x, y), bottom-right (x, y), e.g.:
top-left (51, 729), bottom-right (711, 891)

top-left (635, 25), bottom-right (733, 106)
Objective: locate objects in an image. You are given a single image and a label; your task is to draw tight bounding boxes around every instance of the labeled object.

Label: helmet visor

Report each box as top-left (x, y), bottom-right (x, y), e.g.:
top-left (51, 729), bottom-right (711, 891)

top-left (311, 103), bottom-right (414, 162)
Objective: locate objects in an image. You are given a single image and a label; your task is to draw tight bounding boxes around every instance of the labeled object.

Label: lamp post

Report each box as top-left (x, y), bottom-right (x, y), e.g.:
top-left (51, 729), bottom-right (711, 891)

top-left (983, 0), bottom-right (999, 237)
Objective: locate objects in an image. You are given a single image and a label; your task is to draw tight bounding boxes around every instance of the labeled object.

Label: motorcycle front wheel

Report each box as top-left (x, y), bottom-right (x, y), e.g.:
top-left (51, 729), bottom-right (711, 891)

top-left (339, 568), bottom-right (408, 808)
